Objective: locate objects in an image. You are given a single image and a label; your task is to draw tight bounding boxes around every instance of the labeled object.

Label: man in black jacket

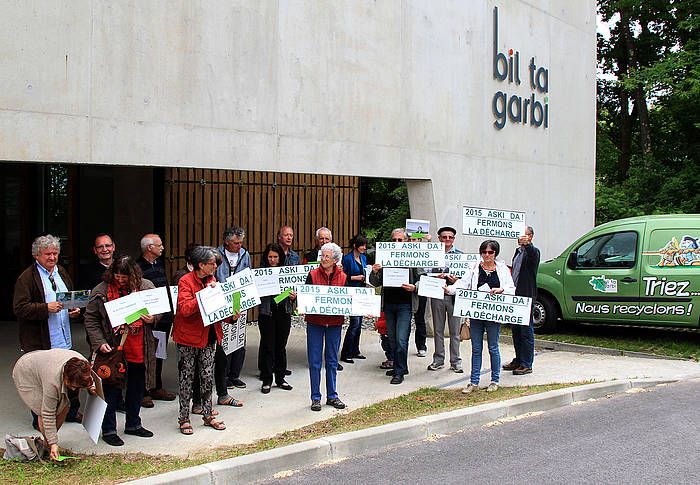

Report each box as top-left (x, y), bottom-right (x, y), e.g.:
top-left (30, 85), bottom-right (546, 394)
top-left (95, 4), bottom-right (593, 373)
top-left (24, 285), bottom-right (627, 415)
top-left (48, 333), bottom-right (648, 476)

top-left (504, 226), bottom-right (540, 375)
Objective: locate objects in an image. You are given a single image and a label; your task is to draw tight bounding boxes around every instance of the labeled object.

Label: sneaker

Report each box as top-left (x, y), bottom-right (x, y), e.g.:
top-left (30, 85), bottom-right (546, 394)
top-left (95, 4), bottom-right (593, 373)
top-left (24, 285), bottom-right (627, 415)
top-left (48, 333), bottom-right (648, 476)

top-left (124, 427), bottom-right (154, 438)
top-left (326, 397), bottom-right (346, 409)
top-left (416, 350), bottom-right (427, 357)
top-left (141, 396), bottom-right (154, 408)
top-left (486, 382), bottom-right (499, 392)
top-left (427, 363), bottom-right (444, 371)
top-left (513, 366), bottom-right (533, 375)
top-left (379, 360), bottom-right (394, 369)
top-left (311, 400), bottom-right (322, 412)
top-left (150, 388), bottom-right (176, 401)
top-left (229, 378), bottom-right (247, 389)
top-left (450, 365), bottom-right (464, 374)
top-left (502, 360), bottom-right (519, 371)
top-left (461, 383), bottom-right (478, 394)
top-left (103, 433), bottom-right (124, 446)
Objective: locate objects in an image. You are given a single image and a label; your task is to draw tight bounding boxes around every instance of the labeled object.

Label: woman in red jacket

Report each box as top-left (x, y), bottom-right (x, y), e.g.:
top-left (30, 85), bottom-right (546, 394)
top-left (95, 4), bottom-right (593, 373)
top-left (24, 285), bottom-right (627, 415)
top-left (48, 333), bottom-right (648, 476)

top-left (304, 242), bottom-right (349, 412)
top-left (173, 246), bottom-right (226, 434)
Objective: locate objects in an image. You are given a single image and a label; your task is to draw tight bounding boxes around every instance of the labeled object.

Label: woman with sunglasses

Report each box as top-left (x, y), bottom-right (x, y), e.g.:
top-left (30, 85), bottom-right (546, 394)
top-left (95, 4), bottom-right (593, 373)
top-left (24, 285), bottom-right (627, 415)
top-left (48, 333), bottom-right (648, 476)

top-left (445, 239), bottom-right (515, 393)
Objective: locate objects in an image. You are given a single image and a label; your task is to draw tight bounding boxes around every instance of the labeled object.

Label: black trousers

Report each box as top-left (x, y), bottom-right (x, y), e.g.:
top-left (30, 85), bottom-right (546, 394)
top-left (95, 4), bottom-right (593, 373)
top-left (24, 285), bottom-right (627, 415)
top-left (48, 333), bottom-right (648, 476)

top-left (414, 295), bottom-right (428, 351)
top-left (258, 311), bottom-right (292, 385)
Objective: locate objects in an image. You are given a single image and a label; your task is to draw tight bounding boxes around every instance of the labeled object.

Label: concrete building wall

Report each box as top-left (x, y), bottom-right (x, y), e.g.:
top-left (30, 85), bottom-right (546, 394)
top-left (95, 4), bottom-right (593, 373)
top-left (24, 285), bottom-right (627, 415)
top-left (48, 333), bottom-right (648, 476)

top-left (0, 0), bottom-right (596, 259)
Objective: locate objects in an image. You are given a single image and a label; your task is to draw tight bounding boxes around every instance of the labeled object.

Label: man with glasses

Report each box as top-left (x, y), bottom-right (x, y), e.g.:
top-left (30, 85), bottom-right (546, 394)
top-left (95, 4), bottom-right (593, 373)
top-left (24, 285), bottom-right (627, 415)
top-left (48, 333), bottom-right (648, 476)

top-left (303, 227), bottom-right (332, 263)
top-left (138, 233), bottom-right (176, 406)
top-left (427, 226), bottom-right (464, 373)
top-left (13, 234), bottom-right (83, 427)
top-left (503, 226), bottom-right (540, 375)
top-left (79, 233), bottom-right (116, 290)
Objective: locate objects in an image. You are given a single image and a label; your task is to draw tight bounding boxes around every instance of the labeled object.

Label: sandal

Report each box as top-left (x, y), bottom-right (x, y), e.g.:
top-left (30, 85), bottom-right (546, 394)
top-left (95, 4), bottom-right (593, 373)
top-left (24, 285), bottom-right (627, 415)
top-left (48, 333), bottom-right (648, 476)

top-left (202, 415), bottom-right (226, 430)
top-left (179, 419), bottom-right (194, 435)
top-left (217, 396), bottom-right (244, 407)
top-left (191, 406), bottom-right (219, 416)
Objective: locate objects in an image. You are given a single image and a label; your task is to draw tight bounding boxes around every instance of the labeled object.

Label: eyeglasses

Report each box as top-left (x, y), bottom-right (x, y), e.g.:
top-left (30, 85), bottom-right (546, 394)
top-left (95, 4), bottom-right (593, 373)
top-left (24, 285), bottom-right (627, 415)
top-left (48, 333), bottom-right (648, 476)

top-left (95, 244), bottom-right (114, 250)
top-left (481, 250), bottom-right (495, 255)
top-left (440, 235), bottom-right (455, 240)
top-left (48, 274), bottom-right (57, 292)
top-left (391, 238), bottom-right (403, 242)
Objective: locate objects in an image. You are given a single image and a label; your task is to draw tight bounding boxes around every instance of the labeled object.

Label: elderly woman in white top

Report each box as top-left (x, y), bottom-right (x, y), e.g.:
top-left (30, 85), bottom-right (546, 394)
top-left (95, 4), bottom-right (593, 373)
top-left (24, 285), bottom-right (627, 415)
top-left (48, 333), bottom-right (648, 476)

top-left (445, 239), bottom-right (515, 393)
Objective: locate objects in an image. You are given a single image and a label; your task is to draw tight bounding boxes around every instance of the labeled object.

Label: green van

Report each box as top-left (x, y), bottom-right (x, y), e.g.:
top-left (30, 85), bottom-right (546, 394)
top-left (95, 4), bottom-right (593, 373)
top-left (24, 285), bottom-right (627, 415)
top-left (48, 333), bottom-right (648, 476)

top-left (534, 214), bottom-right (700, 332)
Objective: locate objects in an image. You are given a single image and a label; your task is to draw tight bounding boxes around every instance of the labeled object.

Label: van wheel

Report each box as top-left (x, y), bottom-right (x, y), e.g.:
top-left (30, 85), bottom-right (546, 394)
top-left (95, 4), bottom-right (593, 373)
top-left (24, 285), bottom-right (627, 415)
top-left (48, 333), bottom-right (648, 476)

top-left (533, 295), bottom-right (559, 333)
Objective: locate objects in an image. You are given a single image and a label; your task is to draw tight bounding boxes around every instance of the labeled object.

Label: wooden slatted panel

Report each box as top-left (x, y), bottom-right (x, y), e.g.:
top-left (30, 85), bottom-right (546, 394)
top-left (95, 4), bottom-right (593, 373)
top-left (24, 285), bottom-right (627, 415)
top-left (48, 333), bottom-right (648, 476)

top-left (164, 169), bottom-right (359, 277)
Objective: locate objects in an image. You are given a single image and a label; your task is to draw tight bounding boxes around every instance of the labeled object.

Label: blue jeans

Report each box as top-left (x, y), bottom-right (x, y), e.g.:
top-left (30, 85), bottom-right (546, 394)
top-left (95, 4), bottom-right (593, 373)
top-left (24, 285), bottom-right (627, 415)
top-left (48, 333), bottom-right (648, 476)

top-left (384, 303), bottom-right (412, 377)
top-left (103, 362), bottom-right (145, 435)
top-left (469, 319), bottom-right (501, 385)
top-left (306, 324), bottom-right (342, 401)
top-left (512, 314), bottom-right (535, 368)
top-left (340, 316), bottom-right (363, 360)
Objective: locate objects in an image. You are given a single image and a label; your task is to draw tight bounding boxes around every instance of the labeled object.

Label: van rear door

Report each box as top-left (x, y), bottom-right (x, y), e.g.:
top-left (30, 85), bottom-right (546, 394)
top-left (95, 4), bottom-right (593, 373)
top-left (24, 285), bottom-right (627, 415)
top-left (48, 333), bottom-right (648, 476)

top-left (562, 224), bottom-right (644, 322)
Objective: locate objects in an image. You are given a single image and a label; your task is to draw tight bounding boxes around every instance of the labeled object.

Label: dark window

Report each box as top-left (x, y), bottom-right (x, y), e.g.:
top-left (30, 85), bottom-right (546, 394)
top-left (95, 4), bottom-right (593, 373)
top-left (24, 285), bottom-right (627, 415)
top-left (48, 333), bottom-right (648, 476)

top-left (575, 231), bottom-right (637, 269)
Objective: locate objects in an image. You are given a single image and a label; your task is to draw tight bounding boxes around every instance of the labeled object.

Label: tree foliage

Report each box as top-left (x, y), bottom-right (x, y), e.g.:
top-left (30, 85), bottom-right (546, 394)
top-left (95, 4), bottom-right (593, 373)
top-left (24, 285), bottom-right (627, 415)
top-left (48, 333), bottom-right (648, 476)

top-left (360, 178), bottom-right (410, 242)
top-left (597, 0), bottom-right (700, 223)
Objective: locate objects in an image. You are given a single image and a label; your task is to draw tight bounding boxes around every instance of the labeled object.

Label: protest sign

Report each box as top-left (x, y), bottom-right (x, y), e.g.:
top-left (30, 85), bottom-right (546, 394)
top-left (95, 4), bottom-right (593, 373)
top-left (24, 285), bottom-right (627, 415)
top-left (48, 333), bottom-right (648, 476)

top-left (221, 312), bottom-right (247, 355)
top-left (168, 286), bottom-right (179, 314)
top-left (382, 268), bottom-right (409, 287)
top-left (375, 241), bottom-right (445, 268)
top-left (417, 275), bottom-right (445, 299)
top-left (296, 285), bottom-right (379, 317)
top-left (56, 290), bottom-right (91, 310)
top-left (197, 268), bottom-right (261, 325)
top-left (104, 286), bottom-right (171, 328)
top-left (444, 253), bottom-right (480, 277)
top-left (453, 289), bottom-right (532, 325)
top-left (252, 263), bottom-right (319, 297)
top-left (462, 206), bottom-right (526, 239)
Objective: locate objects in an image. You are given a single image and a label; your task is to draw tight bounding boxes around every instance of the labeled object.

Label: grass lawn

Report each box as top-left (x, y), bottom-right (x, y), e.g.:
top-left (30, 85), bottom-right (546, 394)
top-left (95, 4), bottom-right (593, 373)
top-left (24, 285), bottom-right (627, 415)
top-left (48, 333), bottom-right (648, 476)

top-left (0, 383), bottom-right (574, 484)
top-left (503, 323), bottom-right (700, 361)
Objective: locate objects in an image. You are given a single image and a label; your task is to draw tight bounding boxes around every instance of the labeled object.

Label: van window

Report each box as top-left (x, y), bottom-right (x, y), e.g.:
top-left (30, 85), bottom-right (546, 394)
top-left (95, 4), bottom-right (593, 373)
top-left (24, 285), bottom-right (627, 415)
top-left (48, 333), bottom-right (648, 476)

top-left (574, 231), bottom-right (637, 269)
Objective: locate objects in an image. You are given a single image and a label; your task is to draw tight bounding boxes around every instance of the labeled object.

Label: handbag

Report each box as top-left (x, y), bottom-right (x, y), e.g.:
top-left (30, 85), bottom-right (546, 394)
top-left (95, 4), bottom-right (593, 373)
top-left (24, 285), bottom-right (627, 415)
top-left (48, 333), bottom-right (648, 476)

top-left (92, 332), bottom-right (128, 387)
top-left (459, 319), bottom-right (471, 341)
top-left (3, 434), bottom-right (49, 461)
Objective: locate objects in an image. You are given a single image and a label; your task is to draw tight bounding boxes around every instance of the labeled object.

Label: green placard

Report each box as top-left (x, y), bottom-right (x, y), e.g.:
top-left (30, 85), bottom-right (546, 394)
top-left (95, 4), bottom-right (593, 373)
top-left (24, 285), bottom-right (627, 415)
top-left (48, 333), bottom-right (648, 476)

top-left (55, 455), bottom-right (78, 461)
top-left (273, 289), bottom-right (292, 304)
top-left (232, 292), bottom-right (241, 314)
top-left (125, 308), bottom-right (149, 325)
top-left (411, 231), bottom-right (426, 239)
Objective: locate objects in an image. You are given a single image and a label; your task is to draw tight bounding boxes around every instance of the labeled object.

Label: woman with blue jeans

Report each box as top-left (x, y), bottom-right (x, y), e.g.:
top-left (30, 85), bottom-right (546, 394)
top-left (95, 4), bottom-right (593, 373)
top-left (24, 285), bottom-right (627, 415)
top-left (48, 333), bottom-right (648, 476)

top-left (304, 243), bottom-right (349, 411)
top-left (446, 239), bottom-right (515, 393)
top-left (340, 234), bottom-right (368, 363)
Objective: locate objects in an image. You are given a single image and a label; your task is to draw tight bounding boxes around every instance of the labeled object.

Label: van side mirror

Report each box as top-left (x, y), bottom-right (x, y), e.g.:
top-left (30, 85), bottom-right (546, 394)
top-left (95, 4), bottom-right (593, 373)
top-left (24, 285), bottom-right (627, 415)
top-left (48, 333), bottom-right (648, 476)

top-left (567, 252), bottom-right (578, 269)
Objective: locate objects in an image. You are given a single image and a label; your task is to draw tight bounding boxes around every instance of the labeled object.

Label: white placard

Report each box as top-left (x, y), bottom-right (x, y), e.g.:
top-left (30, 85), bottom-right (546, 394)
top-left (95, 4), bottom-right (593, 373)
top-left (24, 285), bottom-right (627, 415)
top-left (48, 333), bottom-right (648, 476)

top-left (198, 268), bottom-right (261, 325)
top-left (350, 293), bottom-right (382, 317)
top-left (83, 393), bottom-right (108, 444)
top-left (417, 275), bottom-right (446, 300)
top-left (382, 268), bottom-right (409, 287)
top-left (103, 286), bottom-right (172, 328)
top-left (168, 286), bottom-right (179, 314)
top-left (56, 290), bottom-right (91, 310)
top-left (375, 241), bottom-right (445, 268)
top-left (196, 285), bottom-right (228, 316)
top-left (462, 206), bottom-right (526, 239)
top-left (296, 285), bottom-right (377, 316)
top-left (406, 218), bottom-right (430, 237)
top-left (453, 289), bottom-right (532, 326)
top-left (444, 253), bottom-right (480, 277)
top-left (252, 263), bottom-right (320, 297)
top-left (153, 330), bottom-right (167, 359)
top-left (221, 312), bottom-right (247, 355)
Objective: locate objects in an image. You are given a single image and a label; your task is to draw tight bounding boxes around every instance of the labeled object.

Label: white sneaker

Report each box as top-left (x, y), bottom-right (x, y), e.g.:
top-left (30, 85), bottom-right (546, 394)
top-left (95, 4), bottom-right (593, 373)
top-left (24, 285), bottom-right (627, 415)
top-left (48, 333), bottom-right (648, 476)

top-left (486, 382), bottom-right (499, 392)
top-left (461, 383), bottom-right (478, 394)
top-left (417, 350), bottom-right (427, 357)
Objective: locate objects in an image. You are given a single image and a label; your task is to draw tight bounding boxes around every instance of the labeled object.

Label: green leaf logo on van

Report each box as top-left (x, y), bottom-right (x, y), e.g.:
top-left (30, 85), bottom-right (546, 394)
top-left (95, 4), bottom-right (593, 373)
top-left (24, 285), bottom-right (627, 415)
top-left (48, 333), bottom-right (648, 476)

top-left (589, 275), bottom-right (618, 293)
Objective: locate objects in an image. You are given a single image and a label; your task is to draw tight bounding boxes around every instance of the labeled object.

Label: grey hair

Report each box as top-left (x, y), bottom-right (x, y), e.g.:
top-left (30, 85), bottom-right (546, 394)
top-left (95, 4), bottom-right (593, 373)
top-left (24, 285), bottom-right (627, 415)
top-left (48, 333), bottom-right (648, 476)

top-left (223, 226), bottom-right (246, 241)
top-left (191, 246), bottom-right (217, 269)
top-left (390, 228), bottom-right (407, 239)
top-left (319, 242), bottom-right (342, 262)
top-left (140, 236), bottom-right (155, 253)
top-left (315, 227), bottom-right (332, 240)
top-left (525, 225), bottom-right (534, 237)
top-left (32, 234), bottom-right (61, 256)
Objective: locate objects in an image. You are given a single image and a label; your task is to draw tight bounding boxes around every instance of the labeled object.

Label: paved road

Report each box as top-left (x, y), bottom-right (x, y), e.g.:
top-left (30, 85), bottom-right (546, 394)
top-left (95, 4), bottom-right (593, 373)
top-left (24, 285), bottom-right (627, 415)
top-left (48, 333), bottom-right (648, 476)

top-left (262, 379), bottom-right (700, 485)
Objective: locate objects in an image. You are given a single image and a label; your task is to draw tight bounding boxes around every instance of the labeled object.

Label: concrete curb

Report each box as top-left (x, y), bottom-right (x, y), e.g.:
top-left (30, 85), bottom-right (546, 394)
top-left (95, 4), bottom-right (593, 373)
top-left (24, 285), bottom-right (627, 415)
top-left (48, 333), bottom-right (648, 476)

top-left (125, 379), bottom-right (676, 484)
top-left (498, 334), bottom-right (685, 361)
